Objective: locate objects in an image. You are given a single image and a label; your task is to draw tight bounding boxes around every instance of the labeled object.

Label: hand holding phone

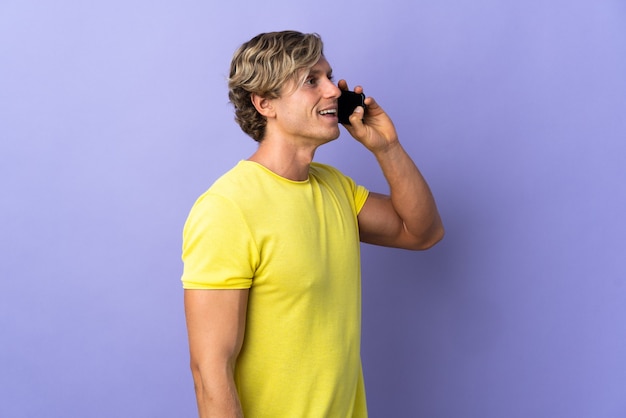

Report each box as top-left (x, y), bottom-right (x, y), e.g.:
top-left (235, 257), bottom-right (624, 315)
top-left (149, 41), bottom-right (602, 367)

top-left (337, 90), bottom-right (366, 125)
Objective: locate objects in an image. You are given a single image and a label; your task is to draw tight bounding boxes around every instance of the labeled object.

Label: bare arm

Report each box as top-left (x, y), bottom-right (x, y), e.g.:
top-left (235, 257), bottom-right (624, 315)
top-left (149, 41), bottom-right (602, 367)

top-left (339, 80), bottom-right (444, 250)
top-left (184, 288), bottom-right (249, 418)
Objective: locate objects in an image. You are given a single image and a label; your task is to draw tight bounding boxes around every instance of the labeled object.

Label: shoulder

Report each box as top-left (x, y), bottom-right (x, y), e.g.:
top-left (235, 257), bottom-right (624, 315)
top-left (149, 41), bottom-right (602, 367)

top-left (310, 162), bottom-right (370, 212)
top-left (195, 161), bottom-right (269, 205)
top-left (309, 162), bottom-right (351, 184)
top-left (208, 161), bottom-right (252, 194)
top-left (310, 161), bottom-right (341, 174)
top-left (185, 162), bottom-right (252, 222)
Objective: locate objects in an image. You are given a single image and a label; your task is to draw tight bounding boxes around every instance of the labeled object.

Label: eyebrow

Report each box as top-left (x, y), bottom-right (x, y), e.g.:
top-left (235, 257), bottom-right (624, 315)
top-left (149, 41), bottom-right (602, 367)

top-left (308, 67), bottom-right (334, 77)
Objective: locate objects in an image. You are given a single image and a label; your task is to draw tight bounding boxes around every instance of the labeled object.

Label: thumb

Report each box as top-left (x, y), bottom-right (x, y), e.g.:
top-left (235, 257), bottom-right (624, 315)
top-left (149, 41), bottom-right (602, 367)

top-left (349, 105), bottom-right (365, 128)
top-left (346, 106), bottom-right (368, 140)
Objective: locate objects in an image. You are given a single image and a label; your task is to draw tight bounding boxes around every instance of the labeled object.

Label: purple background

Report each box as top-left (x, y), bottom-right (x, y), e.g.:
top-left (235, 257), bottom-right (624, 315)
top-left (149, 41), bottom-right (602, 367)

top-left (2, 1), bottom-right (625, 417)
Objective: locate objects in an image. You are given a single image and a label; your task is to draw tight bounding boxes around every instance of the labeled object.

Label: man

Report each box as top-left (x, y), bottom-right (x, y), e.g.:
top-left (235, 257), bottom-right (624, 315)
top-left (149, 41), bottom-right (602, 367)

top-left (181, 30), bottom-right (444, 417)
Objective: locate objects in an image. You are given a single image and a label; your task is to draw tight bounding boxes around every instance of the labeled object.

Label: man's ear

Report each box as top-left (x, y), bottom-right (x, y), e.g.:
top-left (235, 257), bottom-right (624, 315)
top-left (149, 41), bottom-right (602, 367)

top-left (251, 93), bottom-right (275, 118)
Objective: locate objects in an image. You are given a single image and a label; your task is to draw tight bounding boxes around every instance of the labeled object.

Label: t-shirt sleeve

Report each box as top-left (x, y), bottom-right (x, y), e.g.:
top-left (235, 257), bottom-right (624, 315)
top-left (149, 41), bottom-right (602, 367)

top-left (181, 193), bottom-right (258, 289)
top-left (353, 184), bottom-right (369, 215)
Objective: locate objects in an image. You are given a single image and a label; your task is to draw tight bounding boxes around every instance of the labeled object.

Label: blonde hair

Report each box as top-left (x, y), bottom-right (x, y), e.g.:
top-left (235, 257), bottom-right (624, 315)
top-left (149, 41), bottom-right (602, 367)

top-left (228, 31), bottom-right (324, 142)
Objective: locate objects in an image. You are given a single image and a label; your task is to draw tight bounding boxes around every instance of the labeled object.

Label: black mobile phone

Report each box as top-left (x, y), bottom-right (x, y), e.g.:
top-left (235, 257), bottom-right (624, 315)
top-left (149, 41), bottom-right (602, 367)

top-left (337, 90), bottom-right (366, 125)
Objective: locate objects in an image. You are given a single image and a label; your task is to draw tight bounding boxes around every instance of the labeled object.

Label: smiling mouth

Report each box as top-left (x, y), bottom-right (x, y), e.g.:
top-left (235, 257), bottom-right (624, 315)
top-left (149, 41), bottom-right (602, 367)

top-left (319, 109), bottom-right (337, 116)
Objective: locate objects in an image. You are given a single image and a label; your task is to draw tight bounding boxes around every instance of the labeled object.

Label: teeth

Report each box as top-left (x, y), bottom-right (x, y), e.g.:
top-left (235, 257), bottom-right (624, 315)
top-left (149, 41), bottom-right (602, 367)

top-left (319, 109), bottom-right (337, 115)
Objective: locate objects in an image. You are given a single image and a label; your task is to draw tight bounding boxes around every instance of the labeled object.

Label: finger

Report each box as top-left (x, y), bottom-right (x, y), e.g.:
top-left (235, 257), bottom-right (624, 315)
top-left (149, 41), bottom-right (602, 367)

top-left (363, 95), bottom-right (378, 109)
top-left (338, 79), bottom-right (349, 91)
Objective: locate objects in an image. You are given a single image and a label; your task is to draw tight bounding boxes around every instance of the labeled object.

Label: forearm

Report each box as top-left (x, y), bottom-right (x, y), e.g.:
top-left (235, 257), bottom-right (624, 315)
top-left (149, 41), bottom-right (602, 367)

top-left (191, 364), bottom-right (243, 418)
top-left (373, 140), bottom-right (444, 247)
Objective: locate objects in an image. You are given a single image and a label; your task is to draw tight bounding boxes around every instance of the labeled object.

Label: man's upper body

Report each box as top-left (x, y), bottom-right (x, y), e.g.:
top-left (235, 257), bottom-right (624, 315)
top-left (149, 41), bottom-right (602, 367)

top-left (183, 161), bottom-right (369, 416)
top-left (182, 31), bottom-right (444, 417)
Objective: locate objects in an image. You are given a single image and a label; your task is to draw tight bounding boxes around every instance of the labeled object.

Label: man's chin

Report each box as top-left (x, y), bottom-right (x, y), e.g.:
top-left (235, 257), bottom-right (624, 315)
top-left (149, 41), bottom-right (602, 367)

top-left (322, 133), bottom-right (340, 145)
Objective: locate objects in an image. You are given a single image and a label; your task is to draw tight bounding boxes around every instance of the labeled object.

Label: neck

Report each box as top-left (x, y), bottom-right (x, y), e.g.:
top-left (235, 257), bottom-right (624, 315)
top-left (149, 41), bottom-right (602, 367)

top-left (248, 137), bottom-right (317, 182)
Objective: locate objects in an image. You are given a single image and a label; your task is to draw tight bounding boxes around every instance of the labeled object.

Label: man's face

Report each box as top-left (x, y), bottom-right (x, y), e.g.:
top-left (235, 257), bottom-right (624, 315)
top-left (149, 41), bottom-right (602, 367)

top-left (267, 56), bottom-right (342, 147)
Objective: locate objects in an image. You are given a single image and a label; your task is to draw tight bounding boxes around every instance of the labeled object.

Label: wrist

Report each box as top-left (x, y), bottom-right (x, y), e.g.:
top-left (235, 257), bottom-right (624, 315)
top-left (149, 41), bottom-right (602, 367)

top-left (371, 137), bottom-right (402, 157)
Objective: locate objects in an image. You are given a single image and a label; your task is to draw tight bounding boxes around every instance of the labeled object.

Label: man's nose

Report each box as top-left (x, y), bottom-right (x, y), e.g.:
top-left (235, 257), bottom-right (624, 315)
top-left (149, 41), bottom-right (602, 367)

top-left (325, 79), bottom-right (341, 99)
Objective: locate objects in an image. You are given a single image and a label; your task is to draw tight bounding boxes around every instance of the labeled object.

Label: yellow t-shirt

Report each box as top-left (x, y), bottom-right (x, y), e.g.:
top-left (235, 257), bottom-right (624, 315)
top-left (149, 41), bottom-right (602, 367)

top-left (181, 160), bottom-right (370, 417)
